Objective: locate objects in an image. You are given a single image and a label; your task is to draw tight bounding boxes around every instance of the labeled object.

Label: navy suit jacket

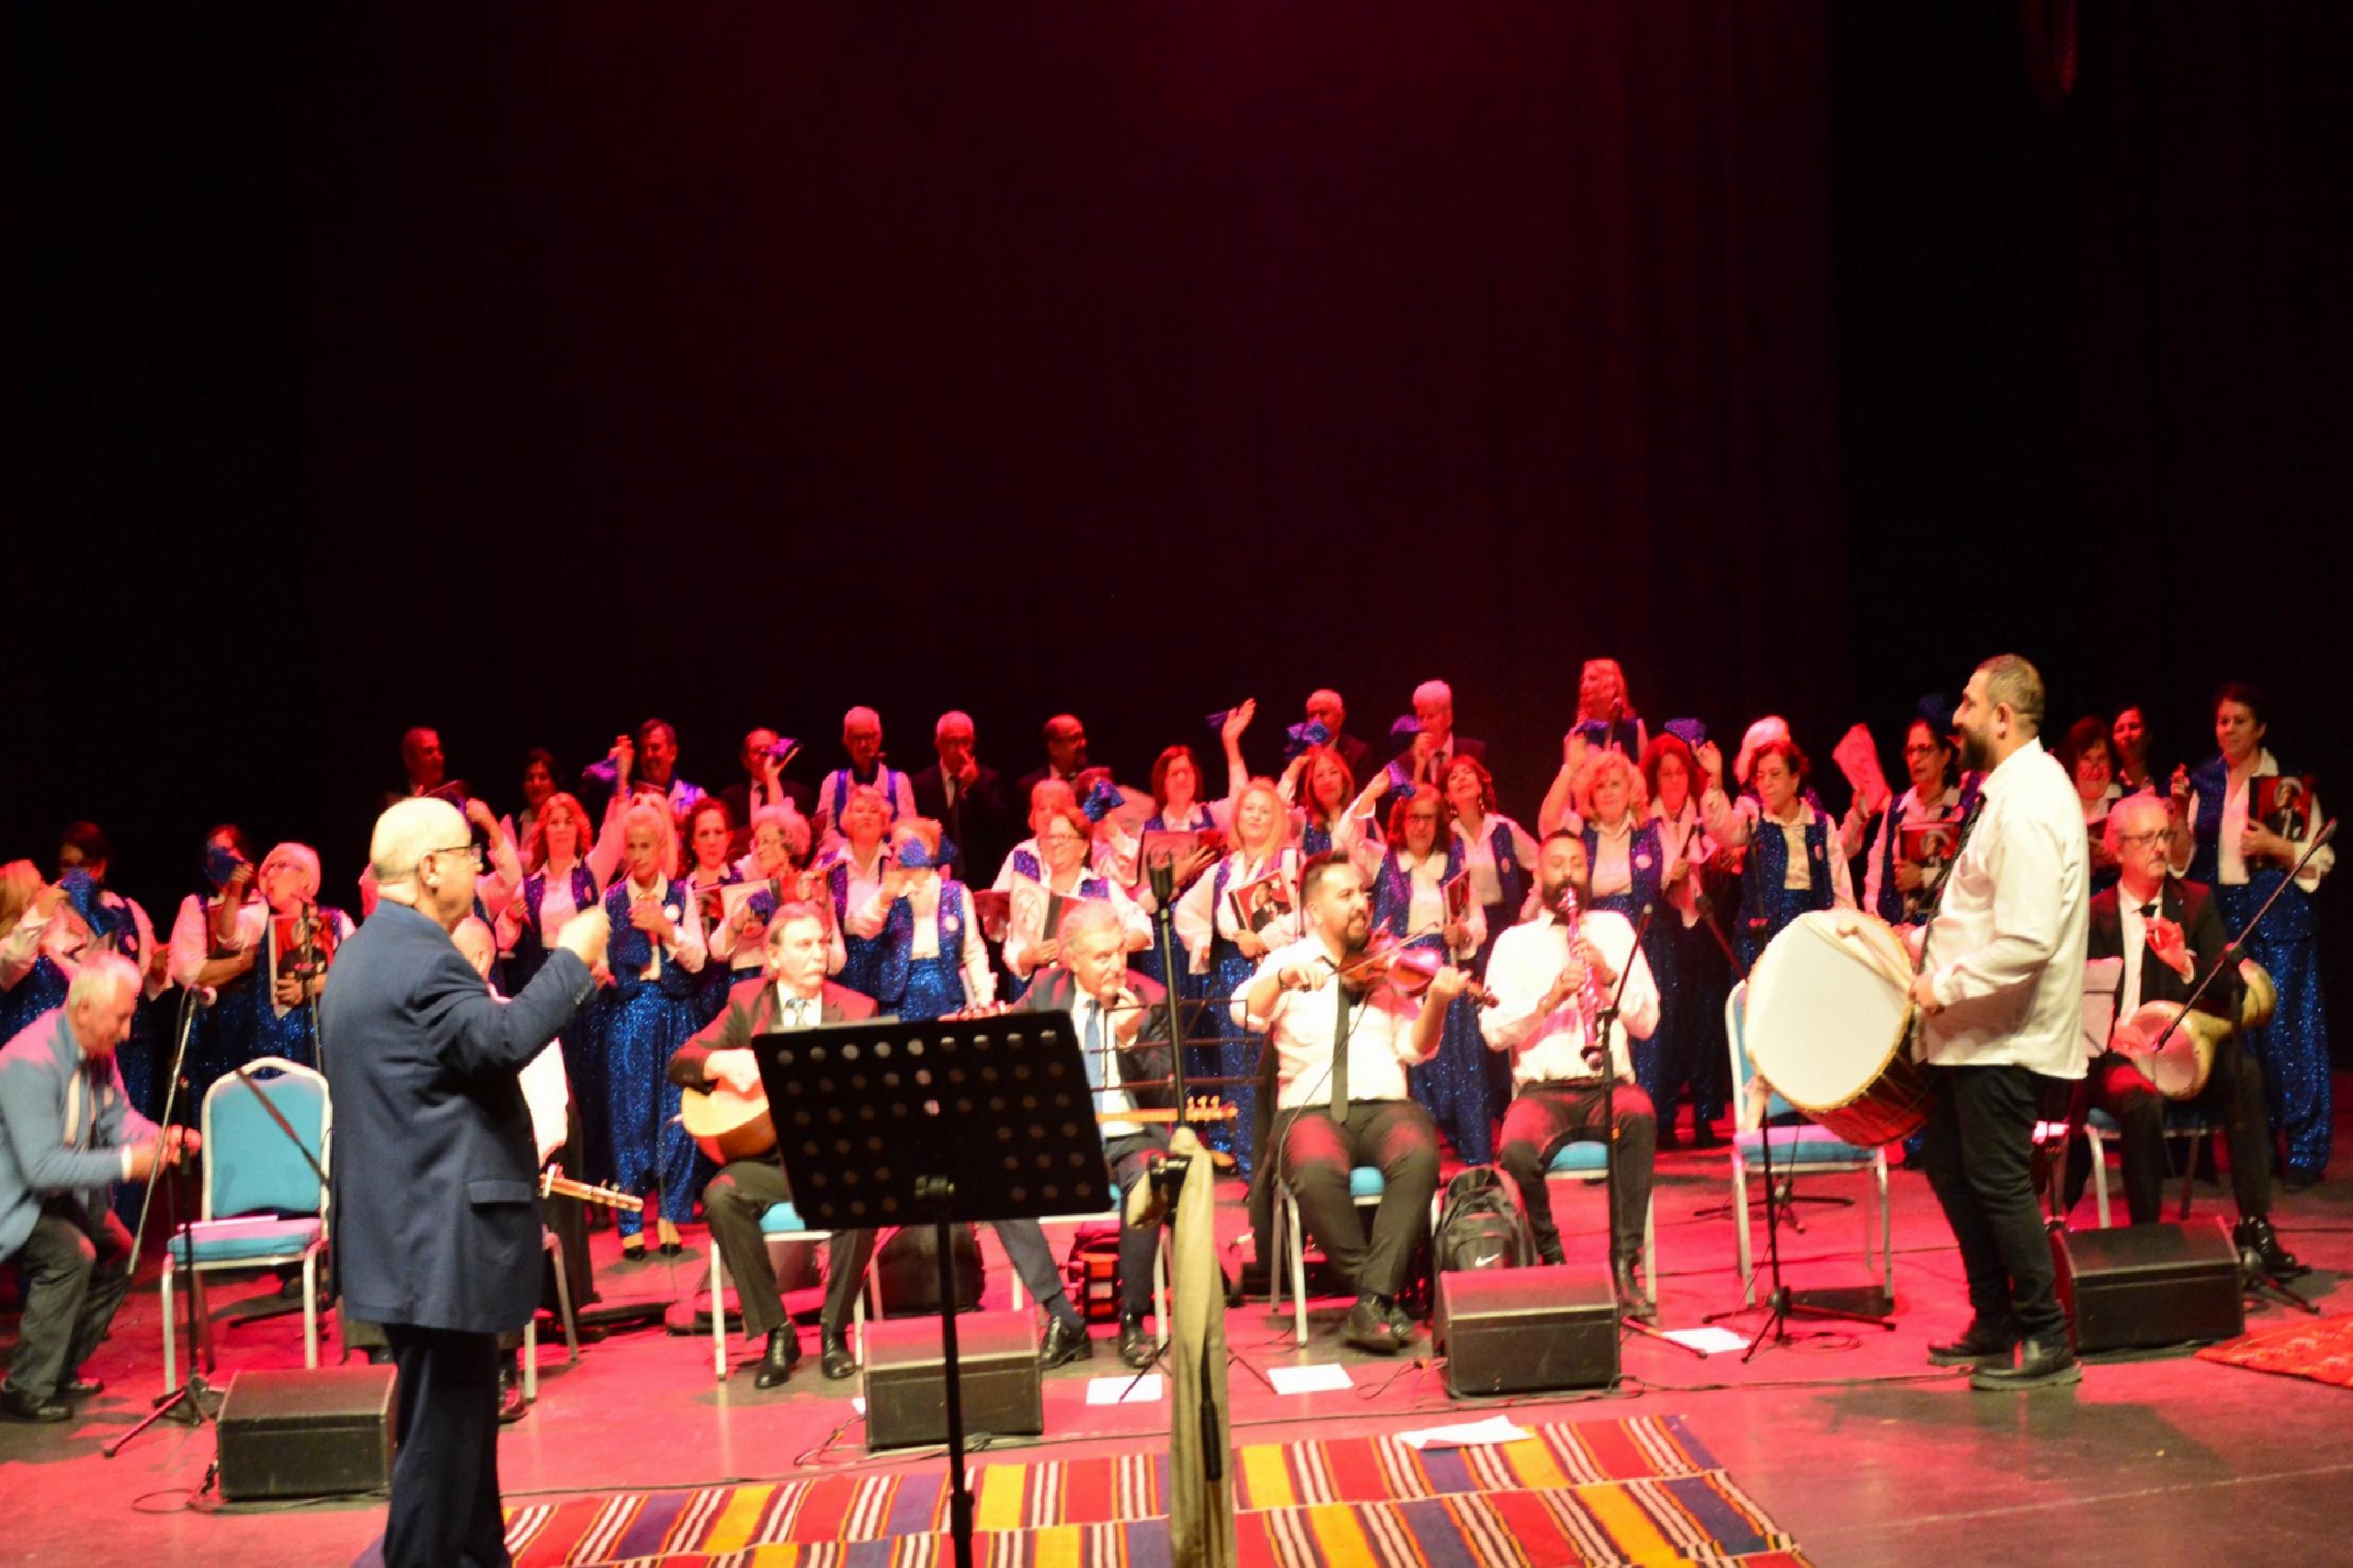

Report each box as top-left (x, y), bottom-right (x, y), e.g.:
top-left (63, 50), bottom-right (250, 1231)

top-left (321, 900), bottom-right (596, 1334)
top-left (1012, 966), bottom-right (1176, 1114)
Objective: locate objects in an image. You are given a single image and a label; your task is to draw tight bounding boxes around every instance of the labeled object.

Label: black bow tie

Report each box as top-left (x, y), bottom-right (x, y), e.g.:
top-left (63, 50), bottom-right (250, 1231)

top-left (2137, 903), bottom-right (2158, 920)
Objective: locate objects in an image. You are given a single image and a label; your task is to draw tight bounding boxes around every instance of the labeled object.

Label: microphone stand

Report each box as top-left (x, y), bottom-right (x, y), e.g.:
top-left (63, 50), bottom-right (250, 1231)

top-left (108, 988), bottom-right (222, 1459)
top-left (2136, 820), bottom-right (2336, 1309)
top-left (1587, 901), bottom-right (1657, 1329)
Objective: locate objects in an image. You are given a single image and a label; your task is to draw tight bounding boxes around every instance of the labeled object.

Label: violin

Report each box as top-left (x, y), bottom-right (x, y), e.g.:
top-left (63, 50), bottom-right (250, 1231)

top-left (1332, 933), bottom-right (1498, 1008)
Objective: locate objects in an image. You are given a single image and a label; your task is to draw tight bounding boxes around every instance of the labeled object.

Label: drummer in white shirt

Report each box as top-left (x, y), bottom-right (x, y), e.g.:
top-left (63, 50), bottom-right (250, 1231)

top-left (1905, 654), bottom-right (2090, 1392)
top-left (1481, 832), bottom-right (1661, 1319)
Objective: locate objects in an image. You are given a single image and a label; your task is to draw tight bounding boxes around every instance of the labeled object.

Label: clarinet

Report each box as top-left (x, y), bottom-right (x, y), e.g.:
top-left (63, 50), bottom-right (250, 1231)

top-left (1557, 883), bottom-right (1608, 1067)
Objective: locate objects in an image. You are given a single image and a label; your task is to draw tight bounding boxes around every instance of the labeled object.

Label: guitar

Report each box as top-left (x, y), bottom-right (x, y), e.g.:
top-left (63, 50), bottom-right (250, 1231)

top-left (678, 1081), bottom-right (775, 1166)
top-left (540, 1168), bottom-right (645, 1212)
top-left (1100, 1095), bottom-right (1238, 1126)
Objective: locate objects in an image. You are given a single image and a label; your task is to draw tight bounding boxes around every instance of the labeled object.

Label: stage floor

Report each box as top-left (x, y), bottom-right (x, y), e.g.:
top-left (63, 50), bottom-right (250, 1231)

top-left (6, 1091), bottom-right (2351, 1567)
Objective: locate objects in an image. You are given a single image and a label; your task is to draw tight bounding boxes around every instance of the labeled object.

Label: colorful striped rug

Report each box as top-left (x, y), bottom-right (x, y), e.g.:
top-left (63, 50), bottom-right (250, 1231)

top-left (494, 1415), bottom-right (1811, 1566)
top-left (2197, 1312), bottom-right (2353, 1390)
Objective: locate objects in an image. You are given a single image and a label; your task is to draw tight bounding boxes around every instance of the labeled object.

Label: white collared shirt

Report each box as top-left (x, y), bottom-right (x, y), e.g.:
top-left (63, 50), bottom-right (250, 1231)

top-left (770, 982), bottom-right (824, 1030)
top-left (1248, 936), bottom-right (1433, 1108)
top-left (1916, 737), bottom-right (2090, 1077)
top-left (1480, 908), bottom-right (1659, 1085)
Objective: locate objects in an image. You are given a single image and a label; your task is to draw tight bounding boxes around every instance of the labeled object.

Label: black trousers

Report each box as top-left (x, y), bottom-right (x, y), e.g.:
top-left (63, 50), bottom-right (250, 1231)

top-left (1919, 1063), bottom-right (2066, 1342)
top-left (1102, 1129), bottom-right (1173, 1312)
top-left (702, 1156), bottom-right (1085, 1337)
top-left (1495, 1080), bottom-right (1655, 1266)
top-left (2066, 1042), bottom-right (2273, 1224)
top-left (383, 1324), bottom-right (507, 1568)
top-left (1276, 1099), bottom-right (1440, 1300)
top-left (2, 1199), bottom-right (132, 1401)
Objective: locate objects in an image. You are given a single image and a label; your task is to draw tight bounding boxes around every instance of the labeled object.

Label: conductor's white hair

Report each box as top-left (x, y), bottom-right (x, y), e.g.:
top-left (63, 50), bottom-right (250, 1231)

top-left (371, 797), bottom-right (467, 889)
top-left (67, 950), bottom-right (141, 1009)
top-left (1056, 897), bottom-right (1127, 949)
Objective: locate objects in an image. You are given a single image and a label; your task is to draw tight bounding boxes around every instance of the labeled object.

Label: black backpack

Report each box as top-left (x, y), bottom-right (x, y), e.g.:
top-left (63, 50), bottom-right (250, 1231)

top-left (1432, 1166), bottom-right (1533, 1274)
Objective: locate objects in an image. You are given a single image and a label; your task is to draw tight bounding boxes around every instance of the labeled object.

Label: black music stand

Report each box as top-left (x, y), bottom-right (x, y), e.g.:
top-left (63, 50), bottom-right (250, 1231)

top-left (756, 1011), bottom-right (1109, 1568)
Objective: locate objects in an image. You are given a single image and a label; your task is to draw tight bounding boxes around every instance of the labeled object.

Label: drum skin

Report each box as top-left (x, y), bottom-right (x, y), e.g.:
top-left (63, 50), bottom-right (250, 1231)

top-left (1744, 911), bottom-right (1930, 1146)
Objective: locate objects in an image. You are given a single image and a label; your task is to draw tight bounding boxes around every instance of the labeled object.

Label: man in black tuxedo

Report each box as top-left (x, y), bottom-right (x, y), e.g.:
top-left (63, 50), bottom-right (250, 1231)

top-left (324, 799), bottom-right (608, 1568)
top-left (669, 903), bottom-right (876, 1388)
top-left (911, 710), bottom-right (1016, 885)
top-left (2074, 795), bottom-right (2301, 1275)
top-left (1013, 900), bottom-right (1179, 1369)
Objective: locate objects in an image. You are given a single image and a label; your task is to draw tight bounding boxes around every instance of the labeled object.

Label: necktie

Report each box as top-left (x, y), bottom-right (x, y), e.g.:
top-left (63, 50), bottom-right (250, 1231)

top-left (2138, 903), bottom-right (2157, 920)
top-left (1084, 1004), bottom-right (1106, 1094)
top-left (1329, 981), bottom-right (1351, 1118)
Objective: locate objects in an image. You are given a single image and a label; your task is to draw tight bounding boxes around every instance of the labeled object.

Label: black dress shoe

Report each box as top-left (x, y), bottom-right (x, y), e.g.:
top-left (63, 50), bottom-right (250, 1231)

top-left (1689, 1121), bottom-right (1723, 1151)
top-left (1118, 1314), bottom-right (1154, 1370)
top-left (620, 1240), bottom-right (648, 1263)
top-left (755, 1327), bottom-right (802, 1389)
top-left (1613, 1259), bottom-right (1656, 1324)
top-left (658, 1243), bottom-right (684, 1258)
top-left (2236, 1216), bottom-right (2309, 1278)
top-left (1384, 1299), bottom-right (1418, 1343)
top-left (363, 1346), bottom-right (396, 1367)
top-left (0, 1384), bottom-right (72, 1423)
top-left (1039, 1315), bottom-right (1094, 1370)
top-left (2279, 1168), bottom-right (2319, 1195)
top-left (819, 1332), bottom-right (857, 1381)
top-left (1971, 1336), bottom-right (2083, 1391)
top-left (496, 1362), bottom-right (528, 1424)
top-left (61, 1376), bottom-right (103, 1400)
top-left (1928, 1318), bottom-right (2021, 1367)
top-left (1655, 1125), bottom-right (1683, 1153)
top-left (1345, 1296), bottom-right (1403, 1354)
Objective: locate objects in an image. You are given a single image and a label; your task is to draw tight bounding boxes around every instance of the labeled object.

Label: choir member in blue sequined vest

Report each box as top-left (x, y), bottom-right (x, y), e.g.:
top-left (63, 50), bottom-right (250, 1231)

top-left (1853, 718), bottom-right (1966, 927)
top-left (1174, 782), bottom-right (1302, 1177)
top-left (824, 785), bottom-right (900, 1001)
top-left (2175, 683), bottom-right (2334, 1184)
top-left (1571, 657), bottom-right (1650, 760)
top-left (1370, 784), bottom-right (1492, 1164)
top-left (1286, 744), bottom-right (1381, 870)
top-left (247, 844), bottom-right (353, 1071)
top-left (596, 801), bottom-right (708, 1255)
top-left (1130, 744), bottom-right (1228, 992)
top-left (865, 823), bottom-right (994, 1021)
top-left (813, 706), bottom-right (917, 846)
top-left (2058, 715), bottom-right (2126, 896)
top-left (679, 799), bottom-right (746, 1027)
top-left (163, 826), bottom-right (271, 1122)
top-left (1639, 733), bottom-right (1730, 1143)
top-left (1700, 736), bottom-right (1854, 971)
top-left (0, 862), bottom-right (74, 1048)
top-left (1572, 752), bottom-right (1669, 1113)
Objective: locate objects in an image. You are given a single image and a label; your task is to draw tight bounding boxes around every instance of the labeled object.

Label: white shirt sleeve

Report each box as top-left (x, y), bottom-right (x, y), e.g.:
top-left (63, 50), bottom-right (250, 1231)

top-left (1930, 803), bottom-right (2067, 1009)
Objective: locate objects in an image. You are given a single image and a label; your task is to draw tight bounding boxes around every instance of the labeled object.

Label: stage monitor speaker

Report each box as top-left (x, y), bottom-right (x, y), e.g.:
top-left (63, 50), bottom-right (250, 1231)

top-left (216, 1366), bottom-right (396, 1502)
top-left (1435, 1264), bottom-right (1619, 1396)
top-left (863, 1310), bottom-right (1043, 1451)
top-left (2060, 1220), bottom-right (2244, 1353)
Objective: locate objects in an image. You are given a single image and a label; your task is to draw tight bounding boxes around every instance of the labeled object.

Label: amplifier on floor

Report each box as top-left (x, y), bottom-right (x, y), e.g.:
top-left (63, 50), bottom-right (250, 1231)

top-left (863, 1310), bottom-right (1043, 1450)
top-left (2059, 1219), bottom-right (2244, 1353)
top-left (216, 1366), bottom-right (396, 1502)
top-left (1435, 1264), bottom-right (1620, 1396)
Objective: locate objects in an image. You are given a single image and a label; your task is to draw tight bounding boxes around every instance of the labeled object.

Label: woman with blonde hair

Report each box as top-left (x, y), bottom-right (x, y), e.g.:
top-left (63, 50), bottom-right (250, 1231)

top-left (247, 843), bottom-right (355, 1070)
top-left (594, 798), bottom-right (706, 1258)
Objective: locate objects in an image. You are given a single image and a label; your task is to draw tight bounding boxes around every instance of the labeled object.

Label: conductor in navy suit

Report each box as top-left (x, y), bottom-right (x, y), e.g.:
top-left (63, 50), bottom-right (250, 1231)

top-left (324, 797), bottom-right (609, 1568)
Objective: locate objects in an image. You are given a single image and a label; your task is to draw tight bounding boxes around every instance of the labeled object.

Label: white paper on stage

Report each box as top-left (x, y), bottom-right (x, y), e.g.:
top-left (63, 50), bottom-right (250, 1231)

top-left (1267, 1363), bottom-right (1353, 1395)
top-left (1086, 1373), bottom-right (1165, 1405)
top-left (851, 1397), bottom-right (866, 1415)
top-left (1394, 1416), bottom-right (1534, 1449)
top-left (1660, 1326), bottom-right (1753, 1356)
top-left (2082, 957), bottom-right (2123, 1053)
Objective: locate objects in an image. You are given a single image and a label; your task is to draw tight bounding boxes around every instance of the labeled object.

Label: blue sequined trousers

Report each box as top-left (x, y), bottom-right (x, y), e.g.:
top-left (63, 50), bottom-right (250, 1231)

top-left (597, 980), bottom-right (699, 1233)
top-left (897, 953), bottom-right (970, 1022)
top-left (2219, 875), bottom-right (2332, 1178)
top-left (1198, 937), bottom-right (1263, 1176)
top-left (1404, 932), bottom-right (1495, 1165)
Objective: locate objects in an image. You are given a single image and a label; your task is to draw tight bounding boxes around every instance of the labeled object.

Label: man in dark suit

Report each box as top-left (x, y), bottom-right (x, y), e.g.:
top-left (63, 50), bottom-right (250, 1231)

top-left (718, 726), bottom-right (815, 851)
top-left (324, 798), bottom-right (608, 1568)
top-left (1392, 679), bottom-right (1488, 785)
top-left (670, 902), bottom-right (877, 1388)
top-left (911, 710), bottom-right (1017, 886)
top-left (2074, 795), bottom-right (2300, 1275)
top-left (1014, 711), bottom-right (1092, 806)
top-left (1303, 688), bottom-right (1375, 787)
top-left (1014, 899), bottom-right (1180, 1369)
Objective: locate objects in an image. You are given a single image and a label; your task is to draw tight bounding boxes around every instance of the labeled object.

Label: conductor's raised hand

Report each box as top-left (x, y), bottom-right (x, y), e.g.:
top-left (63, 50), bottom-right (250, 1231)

top-left (556, 906), bottom-right (612, 970)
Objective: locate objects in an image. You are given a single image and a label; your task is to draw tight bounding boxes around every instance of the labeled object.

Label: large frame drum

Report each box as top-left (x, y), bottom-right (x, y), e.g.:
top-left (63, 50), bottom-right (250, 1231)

top-left (1744, 911), bottom-right (1929, 1145)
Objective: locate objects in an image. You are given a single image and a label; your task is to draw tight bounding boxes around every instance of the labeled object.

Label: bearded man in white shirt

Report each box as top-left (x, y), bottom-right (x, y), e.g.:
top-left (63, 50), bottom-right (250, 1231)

top-left (1906, 654), bottom-right (2090, 1391)
top-left (1481, 832), bottom-right (1661, 1320)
